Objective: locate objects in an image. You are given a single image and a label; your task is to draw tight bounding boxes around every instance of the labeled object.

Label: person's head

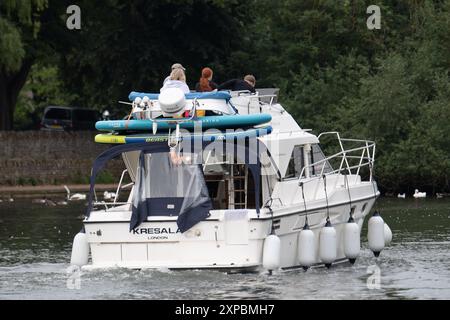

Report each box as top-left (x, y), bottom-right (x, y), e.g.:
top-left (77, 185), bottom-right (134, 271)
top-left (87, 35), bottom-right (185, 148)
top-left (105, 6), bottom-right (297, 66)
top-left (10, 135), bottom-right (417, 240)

top-left (199, 67), bottom-right (214, 92)
top-left (244, 74), bottom-right (256, 87)
top-left (202, 67), bottom-right (213, 80)
top-left (244, 75), bottom-right (256, 87)
top-left (170, 68), bottom-right (186, 82)
top-left (171, 63), bottom-right (186, 72)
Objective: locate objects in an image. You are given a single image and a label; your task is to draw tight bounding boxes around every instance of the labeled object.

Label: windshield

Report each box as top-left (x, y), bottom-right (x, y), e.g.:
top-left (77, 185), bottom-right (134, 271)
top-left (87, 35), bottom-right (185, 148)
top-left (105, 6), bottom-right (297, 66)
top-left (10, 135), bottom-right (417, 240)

top-left (73, 109), bottom-right (98, 121)
top-left (131, 152), bottom-right (211, 232)
top-left (45, 108), bottom-right (71, 120)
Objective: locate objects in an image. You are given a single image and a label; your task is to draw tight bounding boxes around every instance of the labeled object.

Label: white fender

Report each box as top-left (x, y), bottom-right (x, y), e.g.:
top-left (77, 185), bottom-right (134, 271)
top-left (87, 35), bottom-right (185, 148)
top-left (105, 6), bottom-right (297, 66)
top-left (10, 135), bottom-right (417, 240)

top-left (368, 211), bottom-right (385, 257)
top-left (298, 224), bottom-right (315, 270)
top-left (262, 234), bottom-right (281, 271)
top-left (384, 223), bottom-right (392, 246)
top-left (70, 232), bottom-right (90, 267)
top-left (319, 220), bottom-right (337, 268)
top-left (344, 216), bottom-right (360, 264)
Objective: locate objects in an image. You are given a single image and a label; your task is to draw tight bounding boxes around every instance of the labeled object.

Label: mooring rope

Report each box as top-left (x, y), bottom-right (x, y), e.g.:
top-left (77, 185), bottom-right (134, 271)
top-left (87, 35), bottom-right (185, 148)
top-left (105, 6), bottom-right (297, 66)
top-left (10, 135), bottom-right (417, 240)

top-left (323, 174), bottom-right (330, 221)
top-left (299, 182), bottom-right (309, 226)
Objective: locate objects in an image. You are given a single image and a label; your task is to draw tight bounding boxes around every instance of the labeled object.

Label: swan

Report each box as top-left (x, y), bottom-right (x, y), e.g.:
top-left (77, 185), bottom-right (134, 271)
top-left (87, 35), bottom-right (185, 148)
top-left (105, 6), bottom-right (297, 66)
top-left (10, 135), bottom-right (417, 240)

top-left (103, 191), bottom-right (116, 201)
top-left (397, 193), bottom-right (406, 198)
top-left (413, 189), bottom-right (426, 198)
top-left (32, 197), bottom-right (58, 206)
top-left (32, 197), bottom-right (47, 204)
top-left (64, 185), bottom-right (86, 201)
top-left (45, 199), bottom-right (57, 207)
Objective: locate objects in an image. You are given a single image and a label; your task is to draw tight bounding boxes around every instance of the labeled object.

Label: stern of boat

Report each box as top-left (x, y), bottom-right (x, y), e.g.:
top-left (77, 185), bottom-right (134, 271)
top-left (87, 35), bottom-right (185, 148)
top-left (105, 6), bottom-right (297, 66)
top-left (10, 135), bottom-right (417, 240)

top-left (82, 209), bottom-right (270, 271)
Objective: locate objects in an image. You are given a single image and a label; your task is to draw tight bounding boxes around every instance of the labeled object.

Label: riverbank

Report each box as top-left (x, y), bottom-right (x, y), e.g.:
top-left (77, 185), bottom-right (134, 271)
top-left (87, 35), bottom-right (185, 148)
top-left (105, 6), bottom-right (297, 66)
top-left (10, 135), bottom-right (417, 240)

top-left (0, 184), bottom-right (118, 198)
top-left (0, 131), bottom-right (123, 186)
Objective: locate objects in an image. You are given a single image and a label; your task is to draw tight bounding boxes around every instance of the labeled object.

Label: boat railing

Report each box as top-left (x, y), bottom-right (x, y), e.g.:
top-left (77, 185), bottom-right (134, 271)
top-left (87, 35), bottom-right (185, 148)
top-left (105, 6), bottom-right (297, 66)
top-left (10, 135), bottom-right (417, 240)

top-left (93, 169), bottom-right (134, 210)
top-left (93, 201), bottom-right (133, 211)
top-left (297, 132), bottom-right (375, 196)
top-left (113, 169), bottom-right (132, 203)
top-left (230, 93), bottom-right (284, 115)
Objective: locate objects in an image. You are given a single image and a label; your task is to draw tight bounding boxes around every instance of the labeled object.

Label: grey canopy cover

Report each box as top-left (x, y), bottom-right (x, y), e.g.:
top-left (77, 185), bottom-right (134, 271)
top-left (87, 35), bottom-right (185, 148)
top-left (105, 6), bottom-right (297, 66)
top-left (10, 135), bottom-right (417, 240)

top-left (85, 141), bottom-right (261, 233)
top-left (130, 151), bottom-right (212, 232)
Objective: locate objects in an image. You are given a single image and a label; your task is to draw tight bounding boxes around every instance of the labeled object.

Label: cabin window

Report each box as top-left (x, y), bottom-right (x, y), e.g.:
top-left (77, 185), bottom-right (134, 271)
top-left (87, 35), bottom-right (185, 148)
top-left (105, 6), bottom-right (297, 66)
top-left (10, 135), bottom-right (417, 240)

top-left (310, 144), bottom-right (333, 176)
top-left (260, 152), bottom-right (278, 205)
top-left (285, 145), bottom-right (304, 179)
top-left (202, 151), bottom-right (261, 210)
top-left (132, 152), bottom-right (211, 217)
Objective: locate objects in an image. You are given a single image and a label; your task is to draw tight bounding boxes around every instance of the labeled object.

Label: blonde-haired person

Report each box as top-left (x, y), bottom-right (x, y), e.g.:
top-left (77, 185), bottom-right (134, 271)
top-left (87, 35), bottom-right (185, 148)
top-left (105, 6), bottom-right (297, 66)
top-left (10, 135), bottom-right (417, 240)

top-left (160, 68), bottom-right (190, 94)
top-left (163, 63), bottom-right (186, 85)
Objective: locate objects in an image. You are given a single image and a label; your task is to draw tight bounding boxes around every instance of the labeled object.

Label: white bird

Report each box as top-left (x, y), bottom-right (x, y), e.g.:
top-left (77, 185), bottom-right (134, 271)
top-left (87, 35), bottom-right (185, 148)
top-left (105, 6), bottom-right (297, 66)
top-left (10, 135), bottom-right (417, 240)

top-left (64, 185), bottom-right (86, 201)
top-left (413, 189), bottom-right (426, 198)
top-left (32, 198), bottom-right (47, 204)
top-left (57, 200), bottom-right (68, 205)
top-left (45, 199), bottom-right (57, 207)
top-left (103, 190), bottom-right (116, 201)
top-left (397, 193), bottom-right (406, 198)
top-left (8, 196), bottom-right (14, 202)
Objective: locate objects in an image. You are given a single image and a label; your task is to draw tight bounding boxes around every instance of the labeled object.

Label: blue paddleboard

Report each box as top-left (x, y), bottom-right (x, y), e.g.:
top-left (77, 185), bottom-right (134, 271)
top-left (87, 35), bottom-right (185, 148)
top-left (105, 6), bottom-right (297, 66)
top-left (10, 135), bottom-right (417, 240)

top-left (129, 91), bottom-right (231, 101)
top-left (95, 114), bottom-right (272, 132)
top-left (95, 126), bottom-right (272, 144)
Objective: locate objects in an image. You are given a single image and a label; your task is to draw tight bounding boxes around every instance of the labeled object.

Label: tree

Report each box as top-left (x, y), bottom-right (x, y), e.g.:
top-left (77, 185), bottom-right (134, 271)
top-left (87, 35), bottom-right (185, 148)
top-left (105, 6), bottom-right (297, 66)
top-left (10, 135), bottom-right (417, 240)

top-left (1, 0), bottom-right (252, 128)
top-left (14, 63), bottom-right (78, 130)
top-left (333, 1), bottom-right (450, 192)
top-left (0, 0), bottom-right (48, 130)
top-left (57, 0), bottom-right (252, 118)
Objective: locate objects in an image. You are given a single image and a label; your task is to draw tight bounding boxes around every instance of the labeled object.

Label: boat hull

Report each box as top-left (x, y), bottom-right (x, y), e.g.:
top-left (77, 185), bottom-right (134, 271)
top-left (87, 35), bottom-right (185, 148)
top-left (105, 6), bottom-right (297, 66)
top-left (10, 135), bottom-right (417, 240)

top-left (81, 197), bottom-right (375, 271)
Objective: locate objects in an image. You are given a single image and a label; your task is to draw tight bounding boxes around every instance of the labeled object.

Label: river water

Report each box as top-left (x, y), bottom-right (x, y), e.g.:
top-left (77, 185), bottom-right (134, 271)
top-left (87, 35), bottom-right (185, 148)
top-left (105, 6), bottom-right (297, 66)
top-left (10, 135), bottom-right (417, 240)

top-left (0, 197), bottom-right (448, 300)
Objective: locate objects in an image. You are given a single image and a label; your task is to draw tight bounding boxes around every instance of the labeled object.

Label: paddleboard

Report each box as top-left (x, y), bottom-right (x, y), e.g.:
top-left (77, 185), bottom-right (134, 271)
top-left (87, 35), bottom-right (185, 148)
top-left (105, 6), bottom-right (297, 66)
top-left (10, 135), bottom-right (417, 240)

top-left (95, 114), bottom-right (272, 132)
top-left (129, 91), bottom-right (231, 101)
top-left (95, 126), bottom-right (272, 144)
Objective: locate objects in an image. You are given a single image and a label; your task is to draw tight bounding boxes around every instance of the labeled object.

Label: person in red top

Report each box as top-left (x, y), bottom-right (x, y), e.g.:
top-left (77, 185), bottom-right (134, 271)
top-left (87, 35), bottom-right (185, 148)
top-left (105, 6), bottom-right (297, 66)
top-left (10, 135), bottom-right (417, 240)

top-left (195, 67), bottom-right (218, 92)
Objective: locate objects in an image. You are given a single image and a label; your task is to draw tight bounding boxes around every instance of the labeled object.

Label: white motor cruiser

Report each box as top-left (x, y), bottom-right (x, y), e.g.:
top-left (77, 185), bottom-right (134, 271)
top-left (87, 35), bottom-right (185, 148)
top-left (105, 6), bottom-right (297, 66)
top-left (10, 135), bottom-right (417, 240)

top-left (71, 89), bottom-right (389, 272)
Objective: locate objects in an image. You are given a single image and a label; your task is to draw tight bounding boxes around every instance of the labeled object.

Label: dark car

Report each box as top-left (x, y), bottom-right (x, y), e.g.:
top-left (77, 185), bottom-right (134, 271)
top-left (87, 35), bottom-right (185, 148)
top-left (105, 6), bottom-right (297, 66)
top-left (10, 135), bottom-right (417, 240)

top-left (40, 106), bottom-right (100, 131)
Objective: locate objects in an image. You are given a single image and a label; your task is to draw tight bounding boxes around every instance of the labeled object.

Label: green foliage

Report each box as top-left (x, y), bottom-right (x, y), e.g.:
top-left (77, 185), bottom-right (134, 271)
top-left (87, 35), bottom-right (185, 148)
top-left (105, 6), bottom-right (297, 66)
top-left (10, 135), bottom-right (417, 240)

top-left (0, 0), bottom-right (48, 72)
top-left (56, 0), bottom-right (252, 118)
top-left (70, 171), bottom-right (90, 185)
top-left (67, 170), bottom-right (115, 185)
top-left (244, 0), bottom-right (450, 192)
top-left (96, 171), bottom-right (116, 184)
top-left (14, 63), bottom-right (78, 130)
top-left (0, 17), bottom-right (25, 73)
top-left (2, 0), bottom-right (449, 192)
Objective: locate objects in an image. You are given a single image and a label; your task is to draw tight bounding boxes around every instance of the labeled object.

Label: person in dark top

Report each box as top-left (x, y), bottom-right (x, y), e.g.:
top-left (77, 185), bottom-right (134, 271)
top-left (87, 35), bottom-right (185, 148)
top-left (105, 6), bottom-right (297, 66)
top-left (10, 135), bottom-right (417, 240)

top-left (195, 67), bottom-right (218, 92)
top-left (217, 75), bottom-right (256, 93)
